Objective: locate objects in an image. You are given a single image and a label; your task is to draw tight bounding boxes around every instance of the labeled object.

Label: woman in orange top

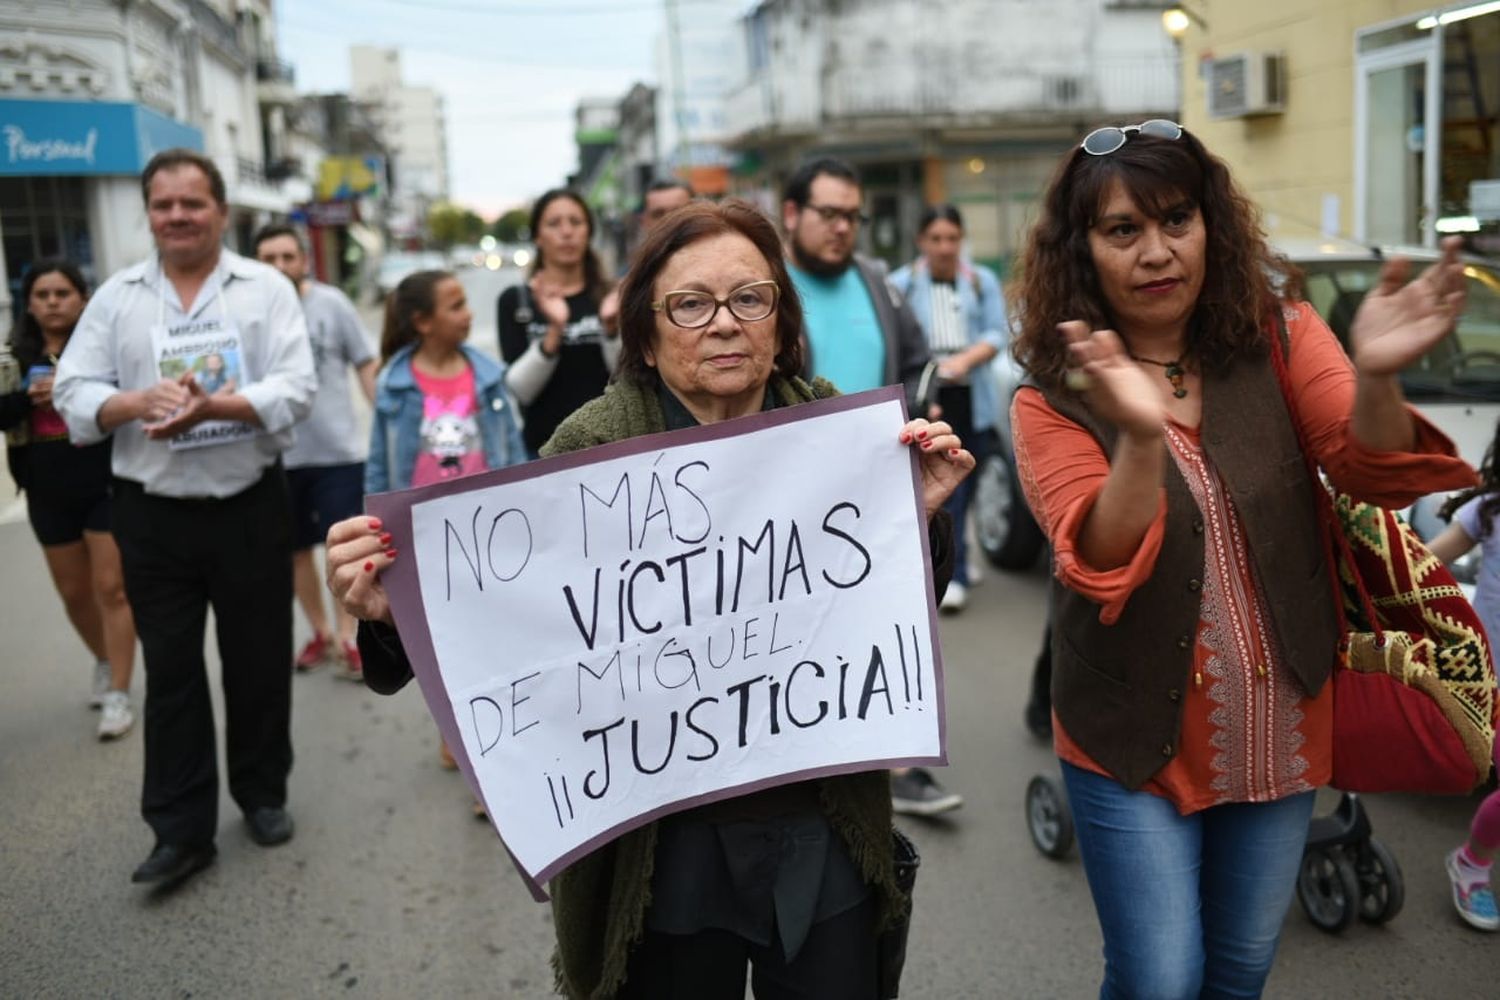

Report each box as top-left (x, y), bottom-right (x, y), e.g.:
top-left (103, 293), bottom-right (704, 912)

top-left (1010, 120), bottom-right (1476, 998)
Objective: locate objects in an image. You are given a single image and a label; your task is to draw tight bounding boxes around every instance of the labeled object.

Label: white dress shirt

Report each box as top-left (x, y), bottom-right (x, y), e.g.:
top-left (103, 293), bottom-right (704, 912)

top-left (54, 249), bottom-right (316, 498)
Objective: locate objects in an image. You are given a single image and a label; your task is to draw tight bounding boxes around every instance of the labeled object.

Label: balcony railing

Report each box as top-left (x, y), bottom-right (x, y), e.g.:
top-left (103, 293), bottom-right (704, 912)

top-left (256, 58), bottom-right (295, 85)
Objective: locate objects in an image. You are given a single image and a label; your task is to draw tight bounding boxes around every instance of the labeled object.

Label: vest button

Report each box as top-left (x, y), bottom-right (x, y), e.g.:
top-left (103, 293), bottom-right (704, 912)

top-left (1187, 578), bottom-right (1201, 592)
top-left (1168, 688), bottom-right (1181, 701)
top-left (1161, 743), bottom-right (1173, 756)
top-left (1177, 634), bottom-right (1191, 649)
top-left (1192, 520), bottom-right (1204, 534)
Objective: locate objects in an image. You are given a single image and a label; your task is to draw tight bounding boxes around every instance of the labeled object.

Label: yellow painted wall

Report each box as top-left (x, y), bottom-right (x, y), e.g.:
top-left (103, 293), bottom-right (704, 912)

top-left (1177, 0), bottom-right (1433, 243)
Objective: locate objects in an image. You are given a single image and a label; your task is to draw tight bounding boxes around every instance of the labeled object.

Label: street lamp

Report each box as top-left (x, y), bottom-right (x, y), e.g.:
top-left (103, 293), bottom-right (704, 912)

top-left (1162, 5), bottom-right (1207, 38)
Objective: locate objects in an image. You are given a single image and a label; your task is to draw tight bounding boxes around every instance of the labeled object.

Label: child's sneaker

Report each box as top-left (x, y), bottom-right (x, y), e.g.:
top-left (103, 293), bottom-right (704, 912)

top-left (294, 635), bottom-right (330, 672)
top-left (1446, 847), bottom-right (1499, 931)
top-left (336, 639), bottom-right (363, 682)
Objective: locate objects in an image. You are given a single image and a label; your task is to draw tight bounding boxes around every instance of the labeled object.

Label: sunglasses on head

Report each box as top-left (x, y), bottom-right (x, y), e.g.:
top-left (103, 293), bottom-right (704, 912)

top-left (1080, 119), bottom-right (1184, 156)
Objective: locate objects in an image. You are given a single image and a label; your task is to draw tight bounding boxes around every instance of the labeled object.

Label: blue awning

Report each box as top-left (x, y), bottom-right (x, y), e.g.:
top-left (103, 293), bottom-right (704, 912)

top-left (0, 98), bottom-right (203, 177)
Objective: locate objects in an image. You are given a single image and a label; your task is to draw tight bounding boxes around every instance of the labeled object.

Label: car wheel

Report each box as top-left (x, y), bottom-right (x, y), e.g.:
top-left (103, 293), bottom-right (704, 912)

top-left (973, 448), bottom-right (1044, 571)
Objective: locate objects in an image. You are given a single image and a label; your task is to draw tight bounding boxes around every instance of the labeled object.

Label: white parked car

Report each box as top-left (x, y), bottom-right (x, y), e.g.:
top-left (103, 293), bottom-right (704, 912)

top-left (972, 241), bottom-right (1500, 581)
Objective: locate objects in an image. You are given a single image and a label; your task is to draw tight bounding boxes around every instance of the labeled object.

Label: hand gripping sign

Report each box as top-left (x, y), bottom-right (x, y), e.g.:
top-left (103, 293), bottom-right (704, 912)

top-left (366, 386), bottom-right (947, 895)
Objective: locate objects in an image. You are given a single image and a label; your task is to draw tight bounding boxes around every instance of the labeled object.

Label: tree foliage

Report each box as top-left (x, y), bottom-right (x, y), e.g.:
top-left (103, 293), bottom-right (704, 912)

top-left (427, 202), bottom-right (487, 248)
top-left (491, 207), bottom-right (532, 243)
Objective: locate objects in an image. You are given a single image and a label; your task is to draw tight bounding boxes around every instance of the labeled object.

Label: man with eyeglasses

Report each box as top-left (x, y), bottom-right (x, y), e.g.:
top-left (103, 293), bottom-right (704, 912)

top-left (781, 158), bottom-right (931, 413)
top-left (781, 157), bottom-right (964, 818)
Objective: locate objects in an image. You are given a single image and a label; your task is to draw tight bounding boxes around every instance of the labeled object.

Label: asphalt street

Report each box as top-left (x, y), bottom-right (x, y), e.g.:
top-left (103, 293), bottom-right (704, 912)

top-left (1, 264), bottom-right (1495, 997)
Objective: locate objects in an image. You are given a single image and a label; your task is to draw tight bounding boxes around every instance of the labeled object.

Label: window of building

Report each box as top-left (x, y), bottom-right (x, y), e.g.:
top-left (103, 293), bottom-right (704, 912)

top-left (1, 176), bottom-right (94, 321)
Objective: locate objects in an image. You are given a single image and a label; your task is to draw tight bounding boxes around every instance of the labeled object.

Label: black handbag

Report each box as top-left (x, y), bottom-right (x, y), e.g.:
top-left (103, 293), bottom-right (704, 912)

top-left (876, 828), bottom-right (920, 999)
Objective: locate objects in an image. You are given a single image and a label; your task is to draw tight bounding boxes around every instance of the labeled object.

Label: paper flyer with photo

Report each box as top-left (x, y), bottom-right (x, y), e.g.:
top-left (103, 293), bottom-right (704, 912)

top-left (153, 316), bottom-right (256, 450)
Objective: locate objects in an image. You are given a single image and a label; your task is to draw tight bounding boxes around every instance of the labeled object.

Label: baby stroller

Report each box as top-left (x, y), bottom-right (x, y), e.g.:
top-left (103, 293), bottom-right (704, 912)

top-left (1024, 778), bottom-right (1405, 934)
top-left (1294, 791), bottom-right (1404, 932)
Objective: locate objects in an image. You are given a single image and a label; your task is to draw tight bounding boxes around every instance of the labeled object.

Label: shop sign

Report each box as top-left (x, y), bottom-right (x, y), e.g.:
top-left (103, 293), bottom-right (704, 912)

top-left (301, 201), bottom-right (357, 227)
top-left (0, 99), bottom-right (202, 176)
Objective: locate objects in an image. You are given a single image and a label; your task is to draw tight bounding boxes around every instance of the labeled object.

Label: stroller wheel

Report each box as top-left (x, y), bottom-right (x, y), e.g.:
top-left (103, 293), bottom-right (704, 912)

top-left (1298, 846), bottom-right (1360, 933)
top-left (1025, 774), bottom-right (1074, 859)
top-left (1355, 837), bottom-right (1405, 924)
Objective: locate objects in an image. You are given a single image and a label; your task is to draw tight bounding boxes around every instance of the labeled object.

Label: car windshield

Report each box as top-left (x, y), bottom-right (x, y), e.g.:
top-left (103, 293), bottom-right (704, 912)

top-left (1299, 258), bottom-right (1500, 402)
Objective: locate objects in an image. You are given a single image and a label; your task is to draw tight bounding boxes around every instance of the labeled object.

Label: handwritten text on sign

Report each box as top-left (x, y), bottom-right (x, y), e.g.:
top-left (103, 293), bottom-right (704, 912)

top-left (396, 389), bottom-right (944, 884)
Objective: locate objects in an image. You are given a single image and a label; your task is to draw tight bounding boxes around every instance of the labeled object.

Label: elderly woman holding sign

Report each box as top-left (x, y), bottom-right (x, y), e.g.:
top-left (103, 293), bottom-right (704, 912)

top-left (325, 199), bottom-right (974, 999)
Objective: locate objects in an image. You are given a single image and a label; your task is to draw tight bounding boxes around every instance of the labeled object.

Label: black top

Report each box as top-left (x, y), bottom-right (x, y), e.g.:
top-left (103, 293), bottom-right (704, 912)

top-left (0, 341), bottom-right (111, 497)
top-left (497, 284), bottom-right (609, 454)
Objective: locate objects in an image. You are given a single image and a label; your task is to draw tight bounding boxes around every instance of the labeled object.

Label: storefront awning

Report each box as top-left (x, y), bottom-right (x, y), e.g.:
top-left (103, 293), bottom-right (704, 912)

top-left (0, 99), bottom-right (203, 176)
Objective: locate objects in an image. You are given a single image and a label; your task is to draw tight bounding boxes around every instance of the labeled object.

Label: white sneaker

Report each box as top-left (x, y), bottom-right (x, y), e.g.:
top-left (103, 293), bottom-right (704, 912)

top-left (940, 581), bottom-right (968, 614)
top-left (89, 660), bottom-right (110, 709)
top-left (97, 691), bottom-right (135, 740)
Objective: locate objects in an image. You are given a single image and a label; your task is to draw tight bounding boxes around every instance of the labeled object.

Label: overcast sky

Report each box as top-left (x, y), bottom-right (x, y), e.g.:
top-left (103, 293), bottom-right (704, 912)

top-left (277, 0), bottom-right (749, 218)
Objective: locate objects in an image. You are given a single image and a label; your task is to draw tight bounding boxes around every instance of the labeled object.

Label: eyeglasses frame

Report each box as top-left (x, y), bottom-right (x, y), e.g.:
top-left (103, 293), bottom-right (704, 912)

top-left (802, 203), bottom-right (870, 227)
top-left (651, 279), bottom-right (782, 329)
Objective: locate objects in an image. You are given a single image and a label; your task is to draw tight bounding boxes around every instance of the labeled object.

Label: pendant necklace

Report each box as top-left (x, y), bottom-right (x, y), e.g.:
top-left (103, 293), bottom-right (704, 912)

top-left (1131, 353), bottom-right (1188, 398)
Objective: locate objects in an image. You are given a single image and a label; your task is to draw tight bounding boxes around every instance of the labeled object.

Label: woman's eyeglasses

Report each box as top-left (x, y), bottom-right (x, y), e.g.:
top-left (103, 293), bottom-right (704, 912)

top-left (652, 280), bottom-right (781, 329)
top-left (1080, 119), bottom-right (1183, 156)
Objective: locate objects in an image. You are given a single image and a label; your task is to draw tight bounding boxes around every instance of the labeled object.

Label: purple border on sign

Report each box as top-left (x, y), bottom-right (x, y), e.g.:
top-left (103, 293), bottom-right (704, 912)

top-left (364, 385), bottom-right (947, 899)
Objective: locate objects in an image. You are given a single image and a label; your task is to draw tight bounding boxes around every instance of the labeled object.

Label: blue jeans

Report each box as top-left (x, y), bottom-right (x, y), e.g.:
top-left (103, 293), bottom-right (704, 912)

top-left (1060, 761), bottom-right (1315, 1000)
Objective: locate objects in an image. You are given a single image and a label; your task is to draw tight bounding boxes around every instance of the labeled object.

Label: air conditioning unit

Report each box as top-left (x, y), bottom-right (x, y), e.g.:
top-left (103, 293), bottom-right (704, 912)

top-left (1206, 51), bottom-right (1285, 120)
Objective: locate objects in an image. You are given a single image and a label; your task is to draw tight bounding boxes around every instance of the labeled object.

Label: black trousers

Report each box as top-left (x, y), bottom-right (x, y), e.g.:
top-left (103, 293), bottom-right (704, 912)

top-left (112, 467), bottom-right (294, 847)
top-left (616, 895), bottom-right (879, 1000)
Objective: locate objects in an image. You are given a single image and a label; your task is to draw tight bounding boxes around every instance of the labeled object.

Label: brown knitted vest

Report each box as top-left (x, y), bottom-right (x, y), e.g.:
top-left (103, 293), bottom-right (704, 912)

top-left (1039, 344), bottom-right (1340, 789)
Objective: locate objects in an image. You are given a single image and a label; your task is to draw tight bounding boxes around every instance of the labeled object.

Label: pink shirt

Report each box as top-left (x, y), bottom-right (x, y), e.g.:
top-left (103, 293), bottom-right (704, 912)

top-left (410, 364), bottom-right (487, 488)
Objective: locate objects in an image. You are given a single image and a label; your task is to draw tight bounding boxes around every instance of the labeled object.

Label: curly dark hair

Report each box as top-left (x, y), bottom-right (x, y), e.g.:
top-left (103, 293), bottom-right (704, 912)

top-left (615, 199), bottom-right (804, 387)
top-left (1440, 414), bottom-right (1500, 538)
top-left (1011, 126), bottom-right (1298, 390)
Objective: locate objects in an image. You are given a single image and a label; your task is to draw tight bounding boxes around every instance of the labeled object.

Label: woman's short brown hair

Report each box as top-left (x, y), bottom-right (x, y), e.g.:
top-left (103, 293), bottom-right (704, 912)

top-left (1011, 126), bottom-right (1298, 390)
top-left (615, 199), bottom-right (804, 387)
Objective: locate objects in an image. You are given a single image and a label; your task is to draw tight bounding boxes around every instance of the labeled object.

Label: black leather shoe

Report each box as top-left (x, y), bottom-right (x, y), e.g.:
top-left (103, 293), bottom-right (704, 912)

top-left (245, 806), bottom-right (294, 846)
top-left (131, 842), bottom-right (216, 885)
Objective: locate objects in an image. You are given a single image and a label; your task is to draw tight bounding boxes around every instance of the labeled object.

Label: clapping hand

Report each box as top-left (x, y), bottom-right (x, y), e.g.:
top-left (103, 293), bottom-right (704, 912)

top-left (141, 373), bottom-right (212, 438)
top-left (1059, 320), bottom-right (1165, 439)
top-left (1350, 236), bottom-right (1467, 378)
top-left (529, 276), bottom-right (571, 327)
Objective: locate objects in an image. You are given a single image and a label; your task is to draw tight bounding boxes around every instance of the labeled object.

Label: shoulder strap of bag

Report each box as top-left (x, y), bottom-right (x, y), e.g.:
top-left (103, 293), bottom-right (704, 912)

top-left (1265, 313), bottom-right (1384, 643)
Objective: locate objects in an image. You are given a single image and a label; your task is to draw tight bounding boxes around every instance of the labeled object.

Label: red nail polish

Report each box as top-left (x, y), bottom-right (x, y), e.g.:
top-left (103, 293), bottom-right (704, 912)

top-left (921, 441), bottom-right (933, 450)
top-left (379, 533), bottom-right (393, 546)
top-left (917, 430), bottom-right (928, 440)
top-left (385, 549), bottom-right (398, 559)
top-left (363, 561), bottom-right (374, 572)
top-left (899, 433), bottom-right (911, 444)
top-left (949, 448), bottom-right (960, 456)
top-left (367, 517), bottom-right (382, 531)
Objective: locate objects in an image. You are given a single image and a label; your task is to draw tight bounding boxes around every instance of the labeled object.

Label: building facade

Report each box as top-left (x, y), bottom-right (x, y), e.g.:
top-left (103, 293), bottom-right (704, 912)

top-left (350, 45), bottom-right (450, 242)
top-left (1175, 0), bottom-right (1499, 252)
top-left (0, 0), bottom-right (306, 332)
top-left (723, 0), bottom-right (1181, 271)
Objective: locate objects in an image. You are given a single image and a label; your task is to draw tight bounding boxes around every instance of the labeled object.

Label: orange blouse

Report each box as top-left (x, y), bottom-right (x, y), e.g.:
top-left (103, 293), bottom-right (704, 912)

top-left (1012, 303), bottom-right (1477, 814)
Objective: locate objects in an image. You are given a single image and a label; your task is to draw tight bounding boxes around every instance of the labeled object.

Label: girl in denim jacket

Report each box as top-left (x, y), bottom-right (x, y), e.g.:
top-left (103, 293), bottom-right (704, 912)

top-left (366, 270), bottom-right (525, 495)
top-left (365, 269), bottom-right (526, 793)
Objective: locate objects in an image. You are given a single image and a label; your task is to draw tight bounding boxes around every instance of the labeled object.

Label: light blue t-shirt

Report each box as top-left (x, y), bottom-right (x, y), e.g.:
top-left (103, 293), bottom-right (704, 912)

top-left (788, 262), bottom-right (884, 393)
top-left (1454, 494), bottom-right (1500, 642)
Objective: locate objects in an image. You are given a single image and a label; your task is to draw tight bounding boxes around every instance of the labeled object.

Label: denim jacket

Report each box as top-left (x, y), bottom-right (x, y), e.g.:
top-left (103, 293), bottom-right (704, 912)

top-left (889, 259), bottom-right (1009, 432)
top-left (366, 343), bottom-right (526, 493)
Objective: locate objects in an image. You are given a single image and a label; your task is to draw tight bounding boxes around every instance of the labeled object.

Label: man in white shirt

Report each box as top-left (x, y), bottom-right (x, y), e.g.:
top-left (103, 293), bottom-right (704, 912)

top-left (54, 149), bottom-right (316, 888)
top-left (253, 224), bottom-right (376, 680)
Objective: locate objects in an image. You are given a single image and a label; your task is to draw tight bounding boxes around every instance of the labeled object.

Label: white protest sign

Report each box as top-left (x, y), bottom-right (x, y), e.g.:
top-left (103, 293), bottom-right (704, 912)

top-left (368, 387), bottom-right (945, 888)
